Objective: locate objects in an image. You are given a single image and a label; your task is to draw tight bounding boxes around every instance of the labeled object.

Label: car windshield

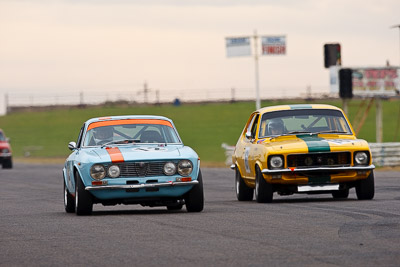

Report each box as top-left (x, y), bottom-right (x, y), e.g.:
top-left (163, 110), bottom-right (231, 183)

top-left (0, 132), bottom-right (5, 141)
top-left (259, 109), bottom-right (352, 138)
top-left (83, 120), bottom-right (181, 146)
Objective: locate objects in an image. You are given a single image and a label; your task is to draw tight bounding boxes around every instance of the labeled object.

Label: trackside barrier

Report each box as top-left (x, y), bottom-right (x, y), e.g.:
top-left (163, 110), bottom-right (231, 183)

top-left (369, 143), bottom-right (400, 167)
top-left (222, 142), bottom-right (400, 167)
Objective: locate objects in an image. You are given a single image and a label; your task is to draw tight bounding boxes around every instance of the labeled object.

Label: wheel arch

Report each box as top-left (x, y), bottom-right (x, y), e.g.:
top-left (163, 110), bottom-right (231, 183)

top-left (234, 161), bottom-right (243, 176)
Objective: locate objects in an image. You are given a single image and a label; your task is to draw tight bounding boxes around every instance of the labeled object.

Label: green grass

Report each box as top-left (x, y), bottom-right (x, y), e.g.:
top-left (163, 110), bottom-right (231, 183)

top-left (1, 99), bottom-right (399, 163)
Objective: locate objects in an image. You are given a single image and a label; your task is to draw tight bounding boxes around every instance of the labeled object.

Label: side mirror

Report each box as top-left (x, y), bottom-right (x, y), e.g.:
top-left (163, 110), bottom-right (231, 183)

top-left (245, 131), bottom-right (252, 139)
top-left (68, 142), bottom-right (77, 151)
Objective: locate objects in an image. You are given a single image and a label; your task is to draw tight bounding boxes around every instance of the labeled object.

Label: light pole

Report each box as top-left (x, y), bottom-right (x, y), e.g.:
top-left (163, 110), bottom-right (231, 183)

top-left (390, 24), bottom-right (400, 66)
top-left (253, 30), bottom-right (261, 110)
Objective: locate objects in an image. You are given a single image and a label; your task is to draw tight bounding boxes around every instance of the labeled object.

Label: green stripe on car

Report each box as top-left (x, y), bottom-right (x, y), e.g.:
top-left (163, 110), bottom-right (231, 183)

top-left (297, 135), bottom-right (330, 152)
top-left (297, 134), bottom-right (331, 184)
top-left (289, 105), bottom-right (313, 109)
top-left (307, 175), bottom-right (331, 184)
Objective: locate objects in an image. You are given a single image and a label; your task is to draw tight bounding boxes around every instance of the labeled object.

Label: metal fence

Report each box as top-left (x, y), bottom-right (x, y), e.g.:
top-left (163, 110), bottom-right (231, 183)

top-left (369, 142), bottom-right (400, 167)
top-left (1, 85), bottom-right (332, 115)
top-left (222, 142), bottom-right (400, 167)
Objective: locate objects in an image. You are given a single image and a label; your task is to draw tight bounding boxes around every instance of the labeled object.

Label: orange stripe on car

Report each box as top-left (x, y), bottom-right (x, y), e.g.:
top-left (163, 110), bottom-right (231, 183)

top-left (87, 119), bottom-right (173, 131)
top-left (106, 147), bottom-right (124, 163)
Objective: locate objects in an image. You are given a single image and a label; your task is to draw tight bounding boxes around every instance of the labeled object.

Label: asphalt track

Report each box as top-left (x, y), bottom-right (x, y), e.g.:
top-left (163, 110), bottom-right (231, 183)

top-left (1, 163), bottom-right (399, 266)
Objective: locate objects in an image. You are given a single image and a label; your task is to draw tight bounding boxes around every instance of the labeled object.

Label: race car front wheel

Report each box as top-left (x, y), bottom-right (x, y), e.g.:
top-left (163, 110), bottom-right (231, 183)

top-left (75, 172), bottom-right (93, 215)
top-left (2, 158), bottom-right (12, 169)
top-left (356, 171), bottom-right (375, 200)
top-left (255, 166), bottom-right (273, 203)
top-left (185, 170), bottom-right (204, 212)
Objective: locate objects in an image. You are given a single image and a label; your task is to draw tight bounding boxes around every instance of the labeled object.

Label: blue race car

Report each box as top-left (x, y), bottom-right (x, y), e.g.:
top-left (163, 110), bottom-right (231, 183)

top-left (63, 115), bottom-right (204, 215)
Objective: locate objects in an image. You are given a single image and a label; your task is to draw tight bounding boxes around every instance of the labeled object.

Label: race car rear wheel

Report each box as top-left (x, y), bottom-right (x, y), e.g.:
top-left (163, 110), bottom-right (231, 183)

top-left (75, 172), bottom-right (93, 215)
top-left (185, 170), bottom-right (204, 212)
top-left (235, 167), bottom-right (253, 201)
top-left (356, 171), bottom-right (375, 200)
top-left (64, 179), bottom-right (75, 213)
top-left (255, 166), bottom-right (273, 203)
top-left (332, 188), bottom-right (349, 199)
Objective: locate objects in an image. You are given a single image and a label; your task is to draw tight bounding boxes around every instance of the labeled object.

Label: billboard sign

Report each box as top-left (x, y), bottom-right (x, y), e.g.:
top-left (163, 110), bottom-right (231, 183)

top-left (261, 36), bottom-right (286, 55)
top-left (225, 37), bottom-right (251, 57)
top-left (352, 67), bottom-right (400, 95)
top-left (330, 66), bottom-right (400, 96)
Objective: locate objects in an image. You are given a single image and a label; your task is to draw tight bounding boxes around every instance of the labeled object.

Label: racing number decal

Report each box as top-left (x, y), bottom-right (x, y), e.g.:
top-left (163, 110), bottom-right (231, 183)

top-left (244, 147), bottom-right (251, 173)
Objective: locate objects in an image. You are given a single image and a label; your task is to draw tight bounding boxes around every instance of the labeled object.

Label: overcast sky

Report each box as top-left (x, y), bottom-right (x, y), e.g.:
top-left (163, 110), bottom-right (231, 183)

top-left (0, 0), bottom-right (399, 113)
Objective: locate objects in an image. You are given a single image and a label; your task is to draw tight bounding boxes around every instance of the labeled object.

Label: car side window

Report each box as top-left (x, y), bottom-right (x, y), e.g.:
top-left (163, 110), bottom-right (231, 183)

top-left (245, 114), bottom-right (256, 137)
top-left (76, 124), bottom-right (85, 148)
top-left (250, 114), bottom-right (260, 138)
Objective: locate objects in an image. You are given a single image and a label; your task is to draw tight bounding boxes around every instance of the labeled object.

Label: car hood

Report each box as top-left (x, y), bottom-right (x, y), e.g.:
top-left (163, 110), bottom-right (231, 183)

top-left (259, 134), bottom-right (369, 153)
top-left (79, 144), bottom-right (196, 163)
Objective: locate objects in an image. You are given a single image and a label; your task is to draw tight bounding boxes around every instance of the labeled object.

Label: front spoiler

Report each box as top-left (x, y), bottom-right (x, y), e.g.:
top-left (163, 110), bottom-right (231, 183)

top-left (261, 165), bottom-right (375, 174)
top-left (85, 180), bottom-right (199, 191)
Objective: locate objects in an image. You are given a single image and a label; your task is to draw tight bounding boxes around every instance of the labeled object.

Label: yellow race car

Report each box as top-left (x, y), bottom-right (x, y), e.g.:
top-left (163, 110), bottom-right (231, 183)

top-left (231, 104), bottom-right (375, 203)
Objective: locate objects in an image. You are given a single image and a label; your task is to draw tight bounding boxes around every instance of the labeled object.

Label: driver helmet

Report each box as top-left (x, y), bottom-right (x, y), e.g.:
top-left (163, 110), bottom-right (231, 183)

top-left (93, 126), bottom-right (113, 141)
top-left (268, 119), bottom-right (285, 135)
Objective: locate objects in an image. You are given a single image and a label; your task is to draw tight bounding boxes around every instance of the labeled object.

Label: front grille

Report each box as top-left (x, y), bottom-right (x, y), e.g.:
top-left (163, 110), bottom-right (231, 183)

top-left (287, 152), bottom-right (351, 168)
top-left (106, 161), bottom-right (175, 178)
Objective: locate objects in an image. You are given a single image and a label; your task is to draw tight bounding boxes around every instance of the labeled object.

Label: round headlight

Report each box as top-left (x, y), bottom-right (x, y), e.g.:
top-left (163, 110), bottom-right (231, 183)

top-left (355, 152), bottom-right (368, 165)
top-left (90, 164), bottom-right (106, 180)
top-left (270, 156), bottom-right (283, 169)
top-left (2, 148), bottom-right (9, 153)
top-left (108, 165), bottom-right (120, 178)
top-left (163, 162), bottom-right (176, 176)
top-left (177, 160), bottom-right (193, 176)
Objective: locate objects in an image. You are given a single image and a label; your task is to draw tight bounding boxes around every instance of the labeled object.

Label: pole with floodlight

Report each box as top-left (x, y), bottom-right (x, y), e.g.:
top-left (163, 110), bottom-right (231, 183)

top-left (390, 24), bottom-right (400, 66)
top-left (253, 30), bottom-right (261, 110)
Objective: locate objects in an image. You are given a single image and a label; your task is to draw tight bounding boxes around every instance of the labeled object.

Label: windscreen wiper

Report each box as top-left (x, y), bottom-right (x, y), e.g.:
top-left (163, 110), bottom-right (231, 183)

top-left (314, 130), bottom-right (348, 135)
top-left (101, 139), bottom-right (140, 148)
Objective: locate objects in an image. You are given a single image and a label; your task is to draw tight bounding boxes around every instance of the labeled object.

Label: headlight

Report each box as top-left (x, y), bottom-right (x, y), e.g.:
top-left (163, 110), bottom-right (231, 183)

top-left (108, 165), bottom-right (120, 178)
top-left (163, 162), bottom-right (176, 176)
top-left (355, 152), bottom-right (369, 165)
top-left (90, 164), bottom-right (106, 180)
top-left (177, 160), bottom-right (193, 176)
top-left (270, 156), bottom-right (284, 169)
top-left (1, 148), bottom-right (9, 153)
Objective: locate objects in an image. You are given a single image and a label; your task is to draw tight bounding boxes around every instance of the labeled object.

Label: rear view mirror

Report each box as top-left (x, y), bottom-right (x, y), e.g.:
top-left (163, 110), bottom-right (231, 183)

top-left (68, 142), bottom-right (77, 151)
top-left (245, 131), bottom-right (252, 139)
top-left (295, 115), bottom-right (309, 119)
top-left (122, 125), bottom-right (137, 128)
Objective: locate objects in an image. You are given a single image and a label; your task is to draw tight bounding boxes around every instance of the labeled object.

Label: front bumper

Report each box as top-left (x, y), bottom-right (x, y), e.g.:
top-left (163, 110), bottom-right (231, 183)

top-left (261, 165), bottom-right (375, 174)
top-left (85, 180), bottom-right (199, 191)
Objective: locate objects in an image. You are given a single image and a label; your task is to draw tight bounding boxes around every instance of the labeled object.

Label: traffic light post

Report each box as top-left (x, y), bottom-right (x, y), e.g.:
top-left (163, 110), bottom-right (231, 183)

top-left (324, 43), bottom-right (387, 143)
top-left (339, 68), bottom-right (353, 115)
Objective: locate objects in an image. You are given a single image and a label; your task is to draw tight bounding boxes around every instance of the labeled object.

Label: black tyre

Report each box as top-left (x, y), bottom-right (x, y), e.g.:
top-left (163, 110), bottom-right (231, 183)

top-left (255, 166), bottom-right (273, 203)
top-left (185, 170), bottom-right (204, 212)
top-left (332, 188), bottom-right (349, 199)
top-left (167, 204), bottom-right (183, 211)
top-left (2, 158), bottom-right (12, 169)
top-left (235, 167), bottom-right (253, 201)
top-left (64, 179), bottom-right (75, 213)
top-left (75, 172), bottom-right (93, 215)
top-left (356, 171), bottom-right (375, 200)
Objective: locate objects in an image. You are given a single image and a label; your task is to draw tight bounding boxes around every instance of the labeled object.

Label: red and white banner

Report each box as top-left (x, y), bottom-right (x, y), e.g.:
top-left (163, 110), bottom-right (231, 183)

top-left (261, 36), bottom-right (286, 55)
